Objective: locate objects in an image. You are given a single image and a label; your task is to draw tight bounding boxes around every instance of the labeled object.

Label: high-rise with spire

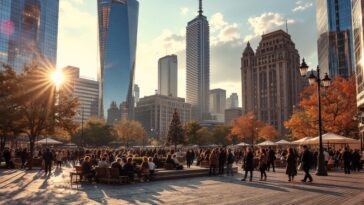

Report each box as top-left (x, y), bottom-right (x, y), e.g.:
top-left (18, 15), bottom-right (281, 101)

top-left (186, 0), bottom-right (210, 121)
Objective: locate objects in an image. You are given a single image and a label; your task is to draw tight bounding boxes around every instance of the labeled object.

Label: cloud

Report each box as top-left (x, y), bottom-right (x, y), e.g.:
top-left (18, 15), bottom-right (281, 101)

top-left (210, 13), bottom-right (227, 32)
top-left (210, 13), bottom-right (241, 46)
top-left (180, 7), bottom-right (190, 16)
top-left (244, 12), bottom-right (295, 42)
top-left (292, 1), bottom-right (313, 12)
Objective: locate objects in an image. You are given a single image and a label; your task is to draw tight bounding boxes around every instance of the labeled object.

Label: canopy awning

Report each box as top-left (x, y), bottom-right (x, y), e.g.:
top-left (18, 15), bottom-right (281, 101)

top-left (306, 133), bottom-right (360, 145)
top-left (276, 139), bottom-right (291, 145)
top-left (257, 140), bottom-right (276, 146)
top-left (36, 138), bottom-right (63, 145)
top-left (292, 137), bottom-right (312, 144)
top-left (236, 142), bottom-right (250, 146)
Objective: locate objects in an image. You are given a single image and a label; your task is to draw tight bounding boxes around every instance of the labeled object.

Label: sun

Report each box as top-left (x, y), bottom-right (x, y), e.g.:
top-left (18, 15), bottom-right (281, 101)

top-left (51, 69), bottom-right (64, 89)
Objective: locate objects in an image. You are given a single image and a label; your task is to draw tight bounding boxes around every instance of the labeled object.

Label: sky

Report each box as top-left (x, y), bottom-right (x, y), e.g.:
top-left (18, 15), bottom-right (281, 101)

top-left (57, 0), bottom-right (317, 105)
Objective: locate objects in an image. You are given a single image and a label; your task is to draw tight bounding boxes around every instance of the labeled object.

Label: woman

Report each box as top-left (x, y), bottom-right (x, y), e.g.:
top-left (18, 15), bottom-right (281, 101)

top-left (56, 151), bottom-right (63, 168)
top-left (241, 147), bottom-right (254, 182)
top-left (258, 149), bottom-right (267, 181)
top-left (286, 148), bottom-right (297, 182)
top-left (140, 157), bottom-right (150, 182)
top-left (209, 149), bottom-right (218, 176)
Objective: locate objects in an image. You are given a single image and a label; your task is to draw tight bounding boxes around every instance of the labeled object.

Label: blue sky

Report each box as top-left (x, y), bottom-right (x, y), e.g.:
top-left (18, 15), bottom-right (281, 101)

top-left (57, 0), bottom-right (317, 103)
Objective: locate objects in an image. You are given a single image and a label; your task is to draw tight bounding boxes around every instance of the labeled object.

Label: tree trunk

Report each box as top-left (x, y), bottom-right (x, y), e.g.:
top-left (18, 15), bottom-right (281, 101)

top-left (0, 136), bottom-right (6, 154)
top-left (28, 136), bottom-right (35, 170)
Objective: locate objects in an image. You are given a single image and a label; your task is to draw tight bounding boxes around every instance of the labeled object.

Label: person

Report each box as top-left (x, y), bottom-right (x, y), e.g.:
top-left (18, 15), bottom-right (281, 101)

top-left (81, 156), bottom-right (95, 182)
top-left (218, 148), bottom-right (227, 175)
top-left (140, 157), bottom-right (150, 182)
top-left (226, 149), bottom-right (235, 176)
top-left (241, 147), bottom-right (254, 182)
top-left (324, 149), bottom-right (330, 167)
top-left (111, 158), bottom-right (123, 176)
top-left (186, 149), bottom-right (194, 168)
top-left (148, 157), bottom-right (156, 177)
top-left (286, 148), bottom-right (297, 182)
top-left (20, 148), bottom-right (28, 169)
top-left (98, 157), bottom-right (110, 168)
top-left (351, 149), bottom-right (361, 172)
top-left (342, 147), bottom-right (351, 174)
top-left (43, 148), bottom-right (53, 175)
top-left (209, 149), bottom-right (218, 176)
top-left (301, 145), bottom-right (313, 182)
top-left (55, 151), bottom-right (63, 168)
top-left (3, 148), bottom-right (12, 169)
top-left (122, 157), bottom-right (135, 182)
top-left (258, 149), bottom-right (267, 181)
top-left (267, 147), bottom-right (276, 172)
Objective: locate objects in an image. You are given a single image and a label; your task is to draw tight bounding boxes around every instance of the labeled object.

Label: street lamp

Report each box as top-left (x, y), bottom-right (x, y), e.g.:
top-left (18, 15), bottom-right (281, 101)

top-left (299, 58), bottom-right (331, 176)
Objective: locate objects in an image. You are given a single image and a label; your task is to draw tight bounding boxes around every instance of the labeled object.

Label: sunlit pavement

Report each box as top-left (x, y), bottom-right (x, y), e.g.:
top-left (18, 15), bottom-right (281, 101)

top-left (0, 165), bottom-right (363, 205)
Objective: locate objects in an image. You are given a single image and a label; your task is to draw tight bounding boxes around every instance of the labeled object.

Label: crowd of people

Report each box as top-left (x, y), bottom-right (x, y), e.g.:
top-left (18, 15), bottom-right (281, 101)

top-left (0, 145), bottom-right (362, 183)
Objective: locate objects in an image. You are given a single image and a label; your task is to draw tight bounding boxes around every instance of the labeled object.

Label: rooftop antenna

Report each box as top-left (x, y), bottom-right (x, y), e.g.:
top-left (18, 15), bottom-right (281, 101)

top-left (198, 0), bottom-right (203, 16)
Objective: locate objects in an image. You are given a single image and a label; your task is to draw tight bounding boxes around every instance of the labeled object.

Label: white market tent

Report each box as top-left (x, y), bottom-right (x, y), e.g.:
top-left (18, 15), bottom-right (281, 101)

top-left (305, 133), bottom-right (360, 145)
top-left (236, 142), bottom-right (250, 146)
top-left (275, 139), bottom-right (291, 145)
top-left (36, 138), bottom-right (63, 145)
top-left (257, 140), bottom-right (276, 146)
top-left (292, 137), bottom-right (312, 145)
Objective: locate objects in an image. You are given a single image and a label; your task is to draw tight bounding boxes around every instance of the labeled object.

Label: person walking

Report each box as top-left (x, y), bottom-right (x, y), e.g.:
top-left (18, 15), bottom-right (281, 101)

top-left (209, 149), bottom-right (218, 176)
top-left (267, 147), bottom-right (276, 172)
top-left (342, 147), bottom-right (351, 174)
top-left (241, 147), bottom-right (254, 182)
top-left (43, 148), bottom-right (53, 175)
top-left (301, 145), bottom-right (313, 182)
top-left (286, 148), bottom-right (297, 182)
top-left (55, 151), bottom-right (63, 168)
top-left (186, 149), bottom-right (194, 168)
top-left (258, 149), bottom-right (267, 181)
top-left (218, 148), bottom-right (227, 175)
top-left (226, 149), bottom-right (235, 176)
top-left (20, 148), bottom-right (28, 169)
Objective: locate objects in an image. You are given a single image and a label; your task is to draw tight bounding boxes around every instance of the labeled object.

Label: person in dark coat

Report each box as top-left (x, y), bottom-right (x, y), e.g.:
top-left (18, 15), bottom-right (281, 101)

top-left (267, 147), bottom-right (276, 172)
top-left (218, 148), bottom-right (227, 175)
top-left (111, 158), bottom-right (123, 176)
top-left (258, 149), bottom-right (267, 181)
top-left (20, 148), bottom-right (28, 169)
top-left (301, 145), bottom-right (313, 182)
top-left (186, 150), bottom-right (195, 168)
top-left (43, 148), bottom-right (53, 174)
top-left (209, 149), bottom-right (218, 176)
top-left (351, 149), bottom-right (360, 172)
top-left (3, 148), bottom-right (12, 169)
top-left (241, 147), bottom-right (254, 182)
top-left (122, 157), bottom-right (135, 181)
top-left (286, 148), bottom-right (297, 182)
top-left (342, 147), bottom-right (351, 174)
top-left (226, 149), bottom-right (235, 176)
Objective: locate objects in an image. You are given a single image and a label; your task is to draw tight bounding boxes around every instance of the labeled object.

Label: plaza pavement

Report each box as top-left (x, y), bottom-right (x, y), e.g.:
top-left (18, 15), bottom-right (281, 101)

top-left (0, 165), bottom-right (363, 205)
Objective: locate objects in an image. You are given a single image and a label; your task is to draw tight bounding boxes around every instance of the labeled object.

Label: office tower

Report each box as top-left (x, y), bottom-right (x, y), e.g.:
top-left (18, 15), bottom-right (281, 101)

top-left (62, 66), bottom-right (99, 124)
top-left (225, 107), bottom-right (243, 124)
top-left (0, 0), bottom-right (59, 72)
top-left (158, 55), bottom-right (178, 97)
top-left (97, 0), bottom-right (139, 123)
top-left (186, 0), bottom-right (210, 121)
top-left (316, 0), bottom-right (354, 77)
top-left (352, 0), bottom-right (364, 135)
top-left (226, 93), bottom-right (239, 109)
top-left (241, 30), bottom-right (304, 135)
top-left (135, 94), bottom-right (191, 140)
top-left (209, 89), bottom-right (226, 122)
top-left (134, 84), bottom-right (140, 105)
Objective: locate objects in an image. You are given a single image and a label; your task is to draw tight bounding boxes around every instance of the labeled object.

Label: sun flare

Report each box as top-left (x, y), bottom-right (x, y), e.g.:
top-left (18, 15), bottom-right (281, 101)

top-left (51, 70), bottom-right (64, 89)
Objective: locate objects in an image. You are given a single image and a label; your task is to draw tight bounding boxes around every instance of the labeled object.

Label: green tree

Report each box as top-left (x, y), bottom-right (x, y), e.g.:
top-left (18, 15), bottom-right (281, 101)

top-left (184, 121), bottom-right (201, 145)
top-left (114, 120), bottom-right (146, 146)
top-left (196, 127), bottom-right (212, 145)
top-left (72, 118), bottom-right (116, 146)
top-left (167, 110), bottom-right (185, 149)
top-left (211, 125), bottom-right (232, 146)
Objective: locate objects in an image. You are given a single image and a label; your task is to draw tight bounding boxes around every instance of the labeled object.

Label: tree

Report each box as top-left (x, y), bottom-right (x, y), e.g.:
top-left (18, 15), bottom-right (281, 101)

top-left (114, 120), bottom-right (146, 146)
top-left (285, 76), bottom-right (358, 139)
top-left (167, 110), bottom-right (185, 149)
top-left (72, 118), bottom-right (116, 146)
top-left (196, 127), bottom-right (212, 145)
top-left (184, 121), bottom-right (201, 145)
top-left (231, 112), bottom-right (265, 145)
top-left (211, 125), bottom-right (232, 146)
top-left (258, 124), bottom-right (279, 141)
top-left (17, 65), bottom-right (78, 169)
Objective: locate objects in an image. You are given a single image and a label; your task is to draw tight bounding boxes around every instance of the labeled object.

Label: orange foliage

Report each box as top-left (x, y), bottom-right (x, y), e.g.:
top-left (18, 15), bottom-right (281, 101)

top-left (285, 76), bottom-right (358, 139)
top-left (231, 112), bottom-right (266, 144)
top-left (258, 124), bottom-right (279, 140)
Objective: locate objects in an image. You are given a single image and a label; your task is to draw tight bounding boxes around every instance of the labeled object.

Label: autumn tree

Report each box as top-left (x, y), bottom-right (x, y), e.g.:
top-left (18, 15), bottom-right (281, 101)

top-left (211, 125), bottom-right (232, 146)
top-left (114, 120), bottom-right (146, 146)
top-left (231, 112), bottom-right (265, 145)
top-left (167, 110), bottom-right (185, 149)
top-left (258, 124), bottom-right (279, 141)
top-left (196, 127), bottom-right (212, 146)
top-left (185, 121), bottom-right (201, 145)
top-left (285, 76), bottom-right (358, 139)
top-left (73, 118), bottom-right (116, 146)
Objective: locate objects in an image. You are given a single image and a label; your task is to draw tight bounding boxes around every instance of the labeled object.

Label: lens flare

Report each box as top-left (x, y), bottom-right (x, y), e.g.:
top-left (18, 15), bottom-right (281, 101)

top-left (0, 20), bottom-right (14, 36)
top-left (51, 70), bottom-right (64, 89)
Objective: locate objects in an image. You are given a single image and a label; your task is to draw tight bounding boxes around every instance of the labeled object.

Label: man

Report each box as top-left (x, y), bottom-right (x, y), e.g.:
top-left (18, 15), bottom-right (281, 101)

top-left (218, 148), bottom-right (227, 175)
top-left (267, 147), bottom-right (276, 172)
top-left (43, 148), bottom-right (53, 175)
top-left (301, 145), bottom-right (313, 182)
top-left (226, 149), bottom-right (235, 176)
top-left (342, 147), bottom-right (351, 174)
top-left (241, 147), bottom-right (254, 182)
top-left (111, 158), bottom-right (123, 176)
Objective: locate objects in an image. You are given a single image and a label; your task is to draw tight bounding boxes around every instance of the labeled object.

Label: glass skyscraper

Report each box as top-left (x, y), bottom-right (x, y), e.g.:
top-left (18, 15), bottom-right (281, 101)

top-left (158, 54), bottom-right (178, 97)
top-left (186, 0), bottom-right (210, 121)
top-left (0, 0), bottom-right (59, 72)
top-left (316, 0), bottom-right (355, 77)
top-left (97, 0), bottom-right (139, 123)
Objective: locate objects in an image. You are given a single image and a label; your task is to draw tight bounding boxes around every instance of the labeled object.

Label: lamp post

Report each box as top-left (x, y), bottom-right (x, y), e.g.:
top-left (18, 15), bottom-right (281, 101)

top-left (299, 58), bottom-right (331, 176)
top-left (81, 106), bottom-right (84, 147)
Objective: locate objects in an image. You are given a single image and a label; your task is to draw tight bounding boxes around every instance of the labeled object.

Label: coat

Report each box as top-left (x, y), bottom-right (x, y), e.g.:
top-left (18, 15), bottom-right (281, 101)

top-left (286, 154), bottom-right (297, 176)
top-left (301, 150), bottom-right (313, 170)
top-left (258, 153), bottom-right (267, 170)
top-left (244, 151), bottom-right (254, 171)
top-left (209, 152), bottom-right (219, 166)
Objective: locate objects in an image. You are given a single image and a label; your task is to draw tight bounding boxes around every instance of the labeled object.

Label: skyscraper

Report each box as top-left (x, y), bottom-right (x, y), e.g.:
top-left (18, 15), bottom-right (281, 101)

top-left (158, 55), bottom-right (178, 97)
top-left (134, 84), bottom-right (140, 105)
top-left (226, 93), bottom-right (239, 109)
top-left (241, 30), bottom-right (304, 136)
top-left (0, 0), bottom-right (59, 72)
top-left (186, 0), bottom-right (210, 121)
top-left (209, 89), bottom-right (226, 122)
top-left (316, 0), bottom-right (355, 77)
top-left (97, 0), bottom-right (139, 123)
